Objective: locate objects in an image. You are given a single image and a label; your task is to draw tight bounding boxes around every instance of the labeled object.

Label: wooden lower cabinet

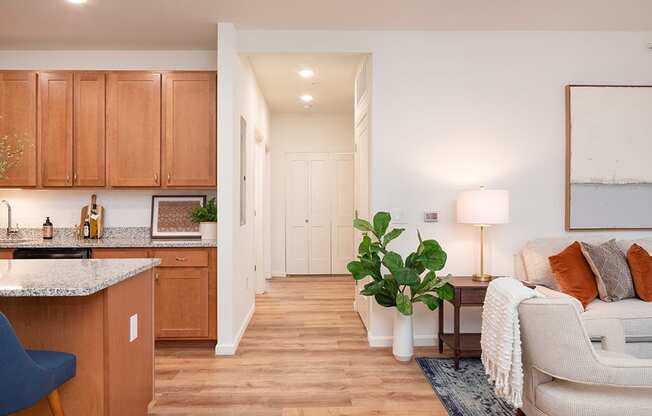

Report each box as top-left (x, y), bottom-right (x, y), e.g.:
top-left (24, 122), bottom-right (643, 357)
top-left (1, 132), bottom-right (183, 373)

top-left (155, 267), bottom-right (209, 338)
top-left (92, 247), bottom-right (216, 342)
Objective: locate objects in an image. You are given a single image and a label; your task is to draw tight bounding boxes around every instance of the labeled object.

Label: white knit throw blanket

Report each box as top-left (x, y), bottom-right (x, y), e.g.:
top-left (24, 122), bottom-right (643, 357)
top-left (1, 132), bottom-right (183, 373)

top-left (481, 277), bottom-right (541, 408)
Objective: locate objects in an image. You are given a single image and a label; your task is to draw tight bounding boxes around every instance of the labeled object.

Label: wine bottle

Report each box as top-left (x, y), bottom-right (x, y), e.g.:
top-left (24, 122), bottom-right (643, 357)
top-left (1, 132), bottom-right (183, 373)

top-left (83, 217), bottom-right (91, 239)
top-left (89, 203), bottom-right (99, 239)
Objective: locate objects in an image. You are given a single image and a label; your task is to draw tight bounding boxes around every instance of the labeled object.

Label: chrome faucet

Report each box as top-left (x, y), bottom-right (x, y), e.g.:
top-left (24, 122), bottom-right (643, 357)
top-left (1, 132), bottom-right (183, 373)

top-left (0, 200), bottom-right (17, 236)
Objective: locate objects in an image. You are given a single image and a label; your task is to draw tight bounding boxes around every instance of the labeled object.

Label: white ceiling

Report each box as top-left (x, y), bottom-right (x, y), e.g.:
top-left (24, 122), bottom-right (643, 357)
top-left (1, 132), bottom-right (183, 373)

top-left (1, 0), bottom-right (652, 50)
top-left (248, 54), bottom-right (361, 114)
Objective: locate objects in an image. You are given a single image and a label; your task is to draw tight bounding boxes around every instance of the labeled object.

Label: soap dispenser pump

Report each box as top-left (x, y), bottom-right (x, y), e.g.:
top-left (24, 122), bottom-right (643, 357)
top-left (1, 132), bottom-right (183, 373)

top-left (42, 217), bottom-right (53, 240)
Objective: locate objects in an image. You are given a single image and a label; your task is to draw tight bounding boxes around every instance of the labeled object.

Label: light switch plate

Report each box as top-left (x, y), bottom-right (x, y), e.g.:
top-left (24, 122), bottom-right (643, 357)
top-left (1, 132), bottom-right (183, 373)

top-left (129, 314), bottom-right (138, 342)
top-left (424, 211), bottom-right (439, 223)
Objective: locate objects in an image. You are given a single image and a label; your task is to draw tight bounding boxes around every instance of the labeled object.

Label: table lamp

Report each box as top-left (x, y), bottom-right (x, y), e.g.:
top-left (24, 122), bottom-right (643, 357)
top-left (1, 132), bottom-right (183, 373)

top-left (457, 187), bottom-right (510, 282)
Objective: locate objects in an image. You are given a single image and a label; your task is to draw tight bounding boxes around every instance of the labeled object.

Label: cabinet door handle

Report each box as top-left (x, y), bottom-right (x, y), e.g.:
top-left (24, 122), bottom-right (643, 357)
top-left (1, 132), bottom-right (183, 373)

top-left (154, 173), bottom-right (159, 183)
top-left (73, 172), bottom-right (77, 183)
top-left (175, 257), bottom-right (188, 262)
top-left (66, 174), bottom-right (70, 183)
top-left (154, 272), bottom-right (159, 281)
top-left (167, 173), bottom-right (171, 183)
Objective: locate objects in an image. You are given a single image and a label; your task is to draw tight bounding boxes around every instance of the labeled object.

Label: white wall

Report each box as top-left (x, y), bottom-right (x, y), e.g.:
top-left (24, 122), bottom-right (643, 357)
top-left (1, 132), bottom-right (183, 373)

top-left (269, 112), bottom-right (353, 276)
top-left (216, 23), bottom-right (270, 354)
top-left (0, 49), bottom-right (217, 230)
top-left (237, 30), bottom-right (652, 346)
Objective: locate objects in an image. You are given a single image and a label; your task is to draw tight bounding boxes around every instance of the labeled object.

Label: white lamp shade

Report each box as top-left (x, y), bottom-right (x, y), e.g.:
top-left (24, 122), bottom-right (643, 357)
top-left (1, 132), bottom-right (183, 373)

top-left (457, 189), bottom-right (510, 225)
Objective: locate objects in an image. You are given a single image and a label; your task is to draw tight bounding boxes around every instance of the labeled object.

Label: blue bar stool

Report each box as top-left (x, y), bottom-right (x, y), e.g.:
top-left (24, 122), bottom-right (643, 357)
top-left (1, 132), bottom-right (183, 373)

top-left (0, 312), bottom-right (76, 416)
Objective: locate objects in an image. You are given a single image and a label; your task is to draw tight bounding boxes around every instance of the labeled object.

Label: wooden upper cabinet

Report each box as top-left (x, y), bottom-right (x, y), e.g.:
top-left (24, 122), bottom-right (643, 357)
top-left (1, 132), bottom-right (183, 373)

top-left (162, 72), bottom-right (216, 188)
top-left (39, 71), bottom-right (74, 187)
top-left (74, 72), bottom-right (106, 187)
top-left (0, 71), bottom-right (38, 187)
top-left (107, 72), bottom-right (161, 187)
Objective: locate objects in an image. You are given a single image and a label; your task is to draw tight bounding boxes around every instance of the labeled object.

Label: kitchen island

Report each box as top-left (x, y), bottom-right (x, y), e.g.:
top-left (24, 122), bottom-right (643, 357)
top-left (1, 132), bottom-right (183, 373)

top-left (0, 258), bottom-right (160, 416)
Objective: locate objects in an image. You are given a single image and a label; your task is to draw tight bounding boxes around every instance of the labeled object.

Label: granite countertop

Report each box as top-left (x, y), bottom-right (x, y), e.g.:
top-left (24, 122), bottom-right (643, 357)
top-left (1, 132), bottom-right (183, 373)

top-left (0, 227), bottom-right (217, 249)
top-left (0, 258), bottom-right (161, 297)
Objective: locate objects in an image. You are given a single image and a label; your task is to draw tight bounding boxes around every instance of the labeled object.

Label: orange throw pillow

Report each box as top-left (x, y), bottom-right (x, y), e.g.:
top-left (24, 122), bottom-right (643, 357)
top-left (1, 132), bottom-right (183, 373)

top-left (548, 242), bottom-right (598, 307)
top-left (627, 244), bottom-right (652, 302)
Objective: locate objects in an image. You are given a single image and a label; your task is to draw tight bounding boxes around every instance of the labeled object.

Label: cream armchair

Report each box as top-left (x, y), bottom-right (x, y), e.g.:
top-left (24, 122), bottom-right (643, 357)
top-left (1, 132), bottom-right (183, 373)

top-left (518, 297), bottom-right (652, 416)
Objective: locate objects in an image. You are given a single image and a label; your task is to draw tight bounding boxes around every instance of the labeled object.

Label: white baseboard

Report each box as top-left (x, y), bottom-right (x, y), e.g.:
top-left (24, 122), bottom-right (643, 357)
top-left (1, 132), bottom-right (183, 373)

top-left (368, 333), bottom-right (438, 348)
top-left (271, 270), bottom-right (286, 278)
top-left (215, 301), bottom-right (255, 355)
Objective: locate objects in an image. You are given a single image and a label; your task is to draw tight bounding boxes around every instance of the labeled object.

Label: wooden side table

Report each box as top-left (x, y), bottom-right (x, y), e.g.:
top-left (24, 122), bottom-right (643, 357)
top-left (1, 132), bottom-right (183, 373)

top-left (438, 276), bottom-right (490, 370)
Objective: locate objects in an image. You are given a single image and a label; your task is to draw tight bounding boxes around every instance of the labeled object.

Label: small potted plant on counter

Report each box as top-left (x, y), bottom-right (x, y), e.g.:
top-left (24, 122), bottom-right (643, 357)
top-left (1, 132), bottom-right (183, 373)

top-left (347, 212), bottom-right (453, 362)
top-left (191, 197), bottom-right (217, 240)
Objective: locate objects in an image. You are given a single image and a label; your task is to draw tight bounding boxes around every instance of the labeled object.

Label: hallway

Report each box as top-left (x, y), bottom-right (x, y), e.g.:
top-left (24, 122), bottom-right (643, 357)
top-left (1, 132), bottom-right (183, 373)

top-left (151, 276), bottom-right (448, 415)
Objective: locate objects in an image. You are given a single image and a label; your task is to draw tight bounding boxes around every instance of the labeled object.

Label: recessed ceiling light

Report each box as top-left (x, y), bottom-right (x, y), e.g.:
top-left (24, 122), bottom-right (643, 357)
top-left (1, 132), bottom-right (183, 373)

top-left (300, 94), bottom-right (314, 103)
top-left (67, 0), bottom-right (87, 4)
top-left (299, 69), bottom-right (314, 78)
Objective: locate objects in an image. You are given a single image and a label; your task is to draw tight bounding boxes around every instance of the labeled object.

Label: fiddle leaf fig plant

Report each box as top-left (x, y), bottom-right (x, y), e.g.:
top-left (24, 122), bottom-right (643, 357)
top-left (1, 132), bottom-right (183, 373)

top-left (347, 212), bottom-right (454, 316)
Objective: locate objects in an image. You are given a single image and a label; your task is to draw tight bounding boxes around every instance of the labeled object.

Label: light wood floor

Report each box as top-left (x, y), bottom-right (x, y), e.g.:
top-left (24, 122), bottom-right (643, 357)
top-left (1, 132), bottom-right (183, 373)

top-left (150, 276), bottom-right (449, 416)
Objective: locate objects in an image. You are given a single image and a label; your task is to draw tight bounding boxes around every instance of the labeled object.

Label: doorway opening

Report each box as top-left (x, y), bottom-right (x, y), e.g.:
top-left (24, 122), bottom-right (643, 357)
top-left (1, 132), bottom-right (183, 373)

top-left (246, 53), bottom-right (368, 286)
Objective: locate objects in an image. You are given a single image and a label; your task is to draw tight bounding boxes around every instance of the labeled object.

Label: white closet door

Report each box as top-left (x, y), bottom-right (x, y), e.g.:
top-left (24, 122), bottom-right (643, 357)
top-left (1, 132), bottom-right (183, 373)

top-left (331, 153), bottom-right (354, 274)
top-left (285, 154), bottom-right (310, 274)
top-left (285, 153), bottom-right (332, 275)
top-left (307, 154), bottom-right (332, 274)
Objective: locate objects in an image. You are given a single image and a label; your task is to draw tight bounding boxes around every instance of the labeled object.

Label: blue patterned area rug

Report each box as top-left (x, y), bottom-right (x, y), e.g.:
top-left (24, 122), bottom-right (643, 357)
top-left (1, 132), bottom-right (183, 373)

top-left (416, 357), bottom-right (517, 416)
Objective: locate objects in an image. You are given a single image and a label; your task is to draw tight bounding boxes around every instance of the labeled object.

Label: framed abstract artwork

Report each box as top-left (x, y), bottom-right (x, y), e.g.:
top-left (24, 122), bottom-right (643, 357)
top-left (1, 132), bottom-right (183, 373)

top-left (151, 195), bottom-right (206, 239)
top-left (565, 85), bottom-right (652, 230)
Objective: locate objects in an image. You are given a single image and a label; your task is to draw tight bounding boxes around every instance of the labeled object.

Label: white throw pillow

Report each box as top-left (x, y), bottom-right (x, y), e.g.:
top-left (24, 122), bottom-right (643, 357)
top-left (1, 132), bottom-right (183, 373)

top-left (521, 236), bottom-right (609, 289)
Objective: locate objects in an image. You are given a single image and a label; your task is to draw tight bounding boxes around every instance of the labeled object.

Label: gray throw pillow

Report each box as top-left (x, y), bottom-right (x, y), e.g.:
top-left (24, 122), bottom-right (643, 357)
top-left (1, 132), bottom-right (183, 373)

top-left (580, 239), bottom-right (635, 302)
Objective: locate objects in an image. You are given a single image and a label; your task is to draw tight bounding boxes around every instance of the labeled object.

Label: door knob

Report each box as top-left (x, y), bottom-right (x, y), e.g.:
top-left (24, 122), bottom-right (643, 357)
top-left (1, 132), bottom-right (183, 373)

top-left (305, 219), bottom-right (309, 223)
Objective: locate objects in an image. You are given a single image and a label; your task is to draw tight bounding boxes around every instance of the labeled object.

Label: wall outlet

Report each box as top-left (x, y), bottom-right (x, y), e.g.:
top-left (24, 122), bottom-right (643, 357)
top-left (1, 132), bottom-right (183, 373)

top-left (129, 314), bottom-right (138, 342)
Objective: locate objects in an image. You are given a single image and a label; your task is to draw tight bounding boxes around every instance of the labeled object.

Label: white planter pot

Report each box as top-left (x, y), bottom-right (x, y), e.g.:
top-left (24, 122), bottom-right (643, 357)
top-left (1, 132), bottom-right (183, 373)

top-left (199, 222), bottom-right (217, 240)
top-left (392, 308), bottom-right (414, 362)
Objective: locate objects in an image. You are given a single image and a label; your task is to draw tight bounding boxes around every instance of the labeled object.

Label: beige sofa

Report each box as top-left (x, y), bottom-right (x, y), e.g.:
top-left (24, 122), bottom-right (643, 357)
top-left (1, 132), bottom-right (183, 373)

top-left (518, 296), bottom-right (652, 416)
top-left (515, 237), bottom-right (652, 359)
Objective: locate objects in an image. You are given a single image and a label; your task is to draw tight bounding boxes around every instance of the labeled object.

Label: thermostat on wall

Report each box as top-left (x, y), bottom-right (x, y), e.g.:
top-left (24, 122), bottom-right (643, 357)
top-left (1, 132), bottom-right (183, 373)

top-left (424, 211), bottom-right (439, 223)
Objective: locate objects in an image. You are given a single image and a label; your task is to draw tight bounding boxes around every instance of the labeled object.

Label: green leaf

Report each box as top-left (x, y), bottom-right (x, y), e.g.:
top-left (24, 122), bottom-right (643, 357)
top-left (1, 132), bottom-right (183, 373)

top-left (420, 251), bottom-right (447, 272)
top-left (382, 228), bottom-right (404, 246)
top-left (396, 292), bottom-right (413, 316)
top-left (353, 218), bottom-right (374, 233)
top-left (382, 251), bottom-right (404, 273)
top-left (415, 271), bottom-right (437, 294)
top-left (373, 212), bottom-right (391, 236)
top-left (375, 292), bottom-right (395, 307)
top-left (360, 256), bottom-right (382, 281)
top-left (436, 283), bottom-right (455, 301)
top-left (393, 268), bottom-right (420, 287)
top-left (416, 240), bottom-right (447, 271)
top-left (383, 274), bottom-right (400, 296)
top-left (361, 280), bottom-right (385, 296)
top-left (358, 234), bottom-right (372, 255)
top-left (414, 294), bottom-right (441, 311)
top-left (347, 261), bottom-right (373, 280)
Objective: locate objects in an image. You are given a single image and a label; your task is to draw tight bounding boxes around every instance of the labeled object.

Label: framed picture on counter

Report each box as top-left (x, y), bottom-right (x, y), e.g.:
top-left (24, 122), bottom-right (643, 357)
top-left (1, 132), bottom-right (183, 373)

top-left (151, 195), bottom-right (206, 239)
